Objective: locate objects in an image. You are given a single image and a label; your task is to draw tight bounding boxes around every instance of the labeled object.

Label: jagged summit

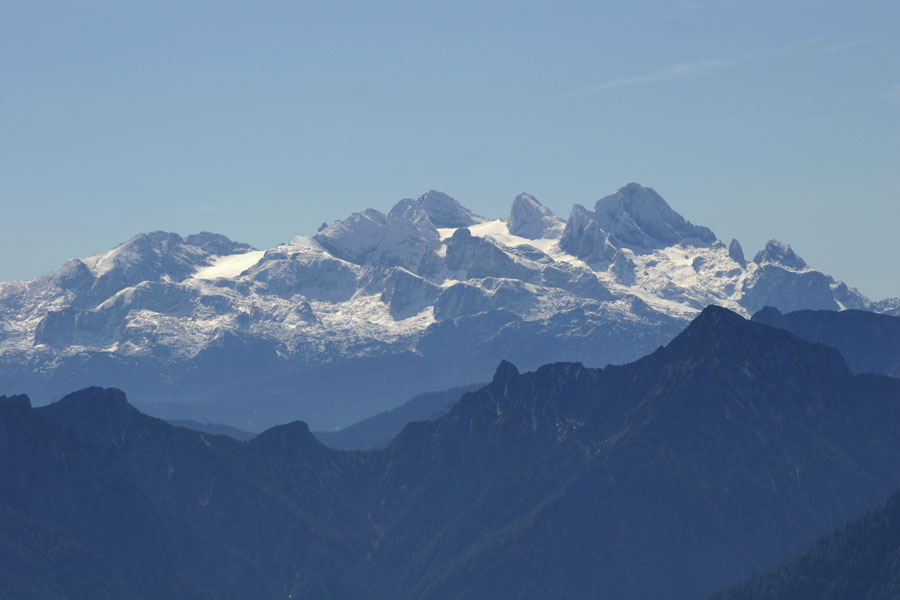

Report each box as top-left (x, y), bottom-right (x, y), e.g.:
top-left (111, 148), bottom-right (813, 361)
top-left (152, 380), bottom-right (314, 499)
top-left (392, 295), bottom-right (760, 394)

top-left (417, 190), bottom-right (485, 228)
top-left (56, 230), bottom-right (257, 304)
top-left (728, 238), bottom-right (746, 266)
top-left (313, 204), bottom-right (439, 270)
top-left (591, 183), bottom-right (717, 251)
top-left (662, 305), bottom-right (852, 382)
top-left (0, 393), bottom-right (31, 410)
top-left (492, 359), bottom-right (520, 384)
top-left (557, 183), bottom-right (719, 268)
top-left (558, 203), bottom-right (623, 267)
top-left (185, 232), bottom-right (254, 256)
top-left (664, 304), bottom-right (748, 348)
top-left (1, 182), bottom-right (890, 430)
top-left (508, 193), bottom-right (565, 239)
top-left (753, 239), bottom-right (807, 270)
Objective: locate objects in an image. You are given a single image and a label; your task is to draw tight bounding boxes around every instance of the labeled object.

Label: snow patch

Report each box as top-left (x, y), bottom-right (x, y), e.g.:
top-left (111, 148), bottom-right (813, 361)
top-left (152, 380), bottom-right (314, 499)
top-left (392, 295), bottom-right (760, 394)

top-left (192, 251), bottom-right (265, 280)
top-left (440, 220), bottom-right (563, 256)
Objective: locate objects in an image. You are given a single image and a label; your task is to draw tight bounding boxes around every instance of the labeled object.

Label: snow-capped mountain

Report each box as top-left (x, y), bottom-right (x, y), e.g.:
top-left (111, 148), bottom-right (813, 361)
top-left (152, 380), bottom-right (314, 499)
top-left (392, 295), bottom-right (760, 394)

top-left (1, 184), bottom-right (894, 430)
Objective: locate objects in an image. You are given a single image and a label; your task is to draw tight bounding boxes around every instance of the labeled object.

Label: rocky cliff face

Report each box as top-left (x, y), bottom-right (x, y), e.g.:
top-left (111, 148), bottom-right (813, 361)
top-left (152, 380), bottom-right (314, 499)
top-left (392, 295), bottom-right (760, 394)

top-left (0, 184), bottom-right (891, 429)
top-left (508, 193), bottom-right (565, 239)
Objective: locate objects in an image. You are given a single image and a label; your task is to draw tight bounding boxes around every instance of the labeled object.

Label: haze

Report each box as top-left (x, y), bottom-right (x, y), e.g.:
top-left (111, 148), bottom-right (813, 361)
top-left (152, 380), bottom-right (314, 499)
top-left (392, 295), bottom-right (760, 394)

top-left (1, 1), bottom-right (898, 298)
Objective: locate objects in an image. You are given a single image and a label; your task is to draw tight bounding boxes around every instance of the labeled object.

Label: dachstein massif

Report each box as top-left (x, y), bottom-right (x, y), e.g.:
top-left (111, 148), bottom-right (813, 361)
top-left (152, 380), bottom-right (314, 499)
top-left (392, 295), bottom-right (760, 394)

top-left (1, 183), bottom-right (896, 429)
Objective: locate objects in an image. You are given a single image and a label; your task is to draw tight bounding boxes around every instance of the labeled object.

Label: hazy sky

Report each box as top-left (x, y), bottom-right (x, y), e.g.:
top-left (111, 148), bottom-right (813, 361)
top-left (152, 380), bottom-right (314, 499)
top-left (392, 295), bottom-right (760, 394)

top-left (2, 1), bottom-right (898, 298)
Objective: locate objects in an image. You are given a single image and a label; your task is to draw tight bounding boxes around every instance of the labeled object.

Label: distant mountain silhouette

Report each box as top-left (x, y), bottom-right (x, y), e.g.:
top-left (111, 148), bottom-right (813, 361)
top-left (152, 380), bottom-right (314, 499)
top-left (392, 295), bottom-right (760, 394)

top-left (4, 307), bottom-right (900, 598)
top-left (165, 418), bottom-right (256, 441)
top-left (313, 383), bottom-right (483, 450)
top-left (752, 306), bottom-right (900, 377)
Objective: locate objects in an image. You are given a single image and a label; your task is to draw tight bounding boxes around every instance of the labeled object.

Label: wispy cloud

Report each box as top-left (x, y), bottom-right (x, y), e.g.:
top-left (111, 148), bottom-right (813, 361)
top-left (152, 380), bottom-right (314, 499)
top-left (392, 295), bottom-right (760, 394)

top-left (804, 40), bottom-right (868, 55)
top-left (564, 37), bottom-right (868, 100)
top-left (742, 38), bottom-right (822, 59)
top-left (745, 38), bottom-right (868, 60)
top-left (578, 60), bottom-right (733, 95)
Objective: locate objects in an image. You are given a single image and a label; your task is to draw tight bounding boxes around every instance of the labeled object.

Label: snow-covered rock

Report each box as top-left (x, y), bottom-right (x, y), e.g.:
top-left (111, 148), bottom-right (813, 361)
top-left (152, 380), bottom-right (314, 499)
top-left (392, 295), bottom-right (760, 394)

top-left (0, 184), bottom-right (891, 431)
top-left (592, 183), bottom-right (716, 251)
top-left (508, 193), bottom-right (565, 239)
top-left (753, 239), bottom-right (807, 270)
top-left (728, 239), bottom-right (746, 267)
top-left (559, 204), bottom-right (624, 268)
top-left (416, 190), bottom-right (485, 228)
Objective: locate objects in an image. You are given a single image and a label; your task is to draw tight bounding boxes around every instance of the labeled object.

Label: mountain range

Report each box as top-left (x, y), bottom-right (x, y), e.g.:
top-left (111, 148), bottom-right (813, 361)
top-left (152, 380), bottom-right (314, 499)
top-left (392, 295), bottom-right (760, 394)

top-left (3, 306), bottom-right (900, 599)
top-left (299, 305), bottom-right (900, 451)
top-left (2, 183), bottom-right (897, 430)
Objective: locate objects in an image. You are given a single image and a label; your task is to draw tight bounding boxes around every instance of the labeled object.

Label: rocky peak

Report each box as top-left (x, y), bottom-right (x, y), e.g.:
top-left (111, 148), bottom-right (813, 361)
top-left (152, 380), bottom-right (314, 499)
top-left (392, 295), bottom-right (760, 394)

top-left (663, 305), bottom-right (852, 382)
top-left (728, 238), bottom-right (747, 266)
top-left (559, 204), bottom-right (622, 267)
top-left (185, 232), bottom-right (253, 256)
top-left (313, 206), bottom-right (439, 270)
top-left (417, 190), bottom-right (485, 228)
top-left (251, 420), bottom-right (315, 446)
top-left (387, 198), bottom-right (430, 225)
top-left (56, 386), bottom-right (136, 415)
top-left (249, 420), bottom-right (332, 465)
top-left (592, 183), bottom-right (717, 252)
top-left (71, 232), bottom-right (221, 305)
top-left (753, 240), bottom-right (807, 270)
top-left (0, 394), bottom-right (31, 411)
top-left (492, 360), bottom-right (520, 385)
top-left (37, 387), bottom-right (152, 446)
top-left (508, 193), bottom-right (565, 239)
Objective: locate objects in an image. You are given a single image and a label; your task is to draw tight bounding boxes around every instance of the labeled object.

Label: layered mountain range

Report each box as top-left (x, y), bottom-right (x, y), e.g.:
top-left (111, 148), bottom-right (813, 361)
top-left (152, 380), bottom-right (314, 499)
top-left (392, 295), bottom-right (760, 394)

top-left (1, 183), bottom-right (896, 429)
top-left (4, 307), bottom-right (900, 599)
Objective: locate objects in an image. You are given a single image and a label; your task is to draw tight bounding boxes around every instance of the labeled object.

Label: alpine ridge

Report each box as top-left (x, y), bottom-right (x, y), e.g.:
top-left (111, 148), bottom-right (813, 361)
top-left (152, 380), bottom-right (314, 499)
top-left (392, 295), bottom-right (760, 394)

top-left (0, 184), bottom-right (896, 428)
top-left (4, 306), bottom-right (900, 599)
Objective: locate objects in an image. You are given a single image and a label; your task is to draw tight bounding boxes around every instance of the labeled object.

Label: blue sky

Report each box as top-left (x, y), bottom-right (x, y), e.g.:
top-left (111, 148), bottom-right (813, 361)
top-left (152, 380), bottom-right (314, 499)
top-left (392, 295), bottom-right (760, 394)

top-left (2, 1), bottom-right (898, 298)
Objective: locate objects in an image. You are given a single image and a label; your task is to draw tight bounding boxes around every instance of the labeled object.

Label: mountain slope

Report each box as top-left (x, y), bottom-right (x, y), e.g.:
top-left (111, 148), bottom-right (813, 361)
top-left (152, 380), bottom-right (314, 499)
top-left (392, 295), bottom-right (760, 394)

top-left (752, 306), bottom-right (900, 377)
top-left (0, 186), bottom-right (893, 431)
top-left (29, 387), bottom-right (376, 599)
top-left (0, 393), bottom-right (269, 600)
top-left (313, 383), bottom-right (484, 450)
top-left (356, 306), bottom-right (900, 598)
top-left (708, 490), bottom-right (900, 600)
top-left (5, 307), bottom-right (900, 598)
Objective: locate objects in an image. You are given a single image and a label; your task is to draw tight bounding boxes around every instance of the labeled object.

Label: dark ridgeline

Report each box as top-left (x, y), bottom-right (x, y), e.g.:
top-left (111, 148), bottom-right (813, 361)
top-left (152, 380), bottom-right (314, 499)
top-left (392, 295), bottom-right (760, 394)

top-left (1, 389), bottom-right (373, 600)
top-left (3, 306), bottom-right (900, 599)
top-left (312, 383), bottom-right (485, 450)
top-left (752, 306), bottom-right (900, 378)
top-left (165, 419), bottom-right (257, 441)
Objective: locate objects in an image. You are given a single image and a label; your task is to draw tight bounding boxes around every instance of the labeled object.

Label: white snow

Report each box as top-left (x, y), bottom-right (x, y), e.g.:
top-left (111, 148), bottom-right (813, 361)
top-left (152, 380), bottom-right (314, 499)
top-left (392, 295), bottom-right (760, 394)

top-left (0, 198), bottom-right (875, 370)
top-left (437, 227), bottom-right (456, 241)
top-left (81, 248), bottom-right (119, 276)
top-left (440, 219), bottom-right (564, 257)
top-left (192, 251), bottom-right (265, 280)
top-left (290, 235), bottom-right (328, 252)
